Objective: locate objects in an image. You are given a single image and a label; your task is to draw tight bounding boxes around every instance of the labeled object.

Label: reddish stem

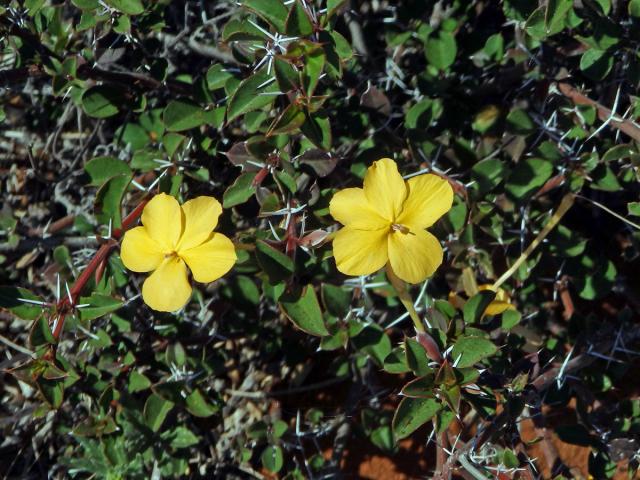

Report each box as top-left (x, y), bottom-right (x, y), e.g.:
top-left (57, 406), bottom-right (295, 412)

top-left (50, 197), bottom-right (149, 341)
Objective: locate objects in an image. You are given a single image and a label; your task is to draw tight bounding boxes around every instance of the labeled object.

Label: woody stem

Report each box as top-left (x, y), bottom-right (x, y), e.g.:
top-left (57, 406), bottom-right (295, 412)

top-left (386, 264), bottom-right (425, 333)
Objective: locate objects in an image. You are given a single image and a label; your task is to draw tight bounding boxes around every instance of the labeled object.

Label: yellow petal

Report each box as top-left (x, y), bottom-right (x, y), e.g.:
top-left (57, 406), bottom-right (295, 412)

top-left (396, 174), bottom-right (453, 229)
top-left (388, 229), bottom-right (443, 283)
top-left (120, 226), bottom-right (165, 272)
top-left (333, 226), bottom-right (388, 276)
top-left (329, 187), bottom-right (388, 230)
top-left (478, 284), bottom-right (514, 316)
top-left (363, 158), bottom-right (407, 222)
top-left (484, 301), bottom-right (514, 316)
top-left (177, 196), bottom-right (223, 251)
top-left (141, 257), bottom-right (192, 312)
top-left (180, 233), bottom-right (237, 283)
top-left (141, 193), bottom-right (183, 251)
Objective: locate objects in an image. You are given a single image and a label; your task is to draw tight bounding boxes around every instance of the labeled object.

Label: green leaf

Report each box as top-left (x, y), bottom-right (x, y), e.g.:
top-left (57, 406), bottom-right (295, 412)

top-left (286, 0), bottom-right (313, 36)
top-left (95, 174), bottom-right (131, 228)
top-left (37, 377), bottom-right (64, 408)
top-left (300, 111), bottom-right (331, 150)
top-left (274, 57), bottom-right (299, 92)
top-left (30, 316), bottom-right (55, 346)
top-left (279, 285), bottom-right (329, 336)
top-left (392, 397), bottom-right (442, 440)
top-left (405, 338), bottom-right (431, 377)
top-left (128, 370), bottom-right (152, 393)
top-left (163, 100), bottom-right (205, 132)
top-left (0, 286), bottom-right (46, 320)
top-left (185, 389), bottom-right (219, 417)
top-left (302, 46), bottom-right (326, 96)
top-left (321, 283), bottom-right (351, 318)
top-left (383, 347), bottom-right (411, 374)
top-left (261, 445), bottom-right (284, 473)
top-left (580, 49), bottom-right (613, 81)
top-left (471, 158), bottom-right (506, 195)
top-left (104, 0), bottom-right (144, 15)
top-left (77, 294), bottom-right (123, 321)
top-left (591, 164), bottom-right (621, 191)
top-left (544, 0), bottom-right (572, 35)
top-left (628, 202), bottom-right (640, 217)
top-left (501, 309), bottom-right (521, 330)
top-left (506, 108), bottom-right (535, 135)
top-left (268, 103), bottom-right (306, 135)
top-left (425, 32), bottom-right (457, 70)
top-left (223, 172), bottom-right (257, 208)
top-left (143, 394), bottom-right (174, 432)
top-left (206, 64), bottom-right (235, 90)
top-left (82, 85), bottom-right (124, 118)
top-left (243, 0), bottom-right (288, 32)
top-left (227, 72), bottom-right (280, 122)
top-left (352, 324), bottom-right (392, 367)
top-left (451, 336), bottom-right (497, 368)
top-left (327, 0), bottom-right (348, 18)
top-left (255, 240), bottom-right (294, 283)
top-left (222, 19), bottom-right (266, 42)
top-left (505, 157), bottom-right (553, 200)
top-left (602, 144), bottom-right (637, 162)
top-left (463, 290), bottom-right (496, 324)
top-left (85, 157), bottom-right (132, 186)
top-left (171, 427), bottom-right (200, 449)
top-left (401, 374), bottom-right (436, 398)
top-left (630, 0), bottom-right (640, 16)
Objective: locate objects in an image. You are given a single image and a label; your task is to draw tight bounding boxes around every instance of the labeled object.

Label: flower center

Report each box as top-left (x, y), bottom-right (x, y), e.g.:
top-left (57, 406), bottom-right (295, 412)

top-left (391, 223), bottom-right (411, 235)
top-left (165, 250), bottom-right (179, 259)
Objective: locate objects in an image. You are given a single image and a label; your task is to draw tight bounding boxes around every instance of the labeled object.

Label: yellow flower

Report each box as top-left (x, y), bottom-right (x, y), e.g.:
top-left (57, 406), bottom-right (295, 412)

top-left (478, 284), bottom-right (514, 316)
top-left (448, 284), bottom-right (515, 317)
top-left (329, 158), bottom-right (453, 283)
top-left (120, 193), bottom-right (236, 312)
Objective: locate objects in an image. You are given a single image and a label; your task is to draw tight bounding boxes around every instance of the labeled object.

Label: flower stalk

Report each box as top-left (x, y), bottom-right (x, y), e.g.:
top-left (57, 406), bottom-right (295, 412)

top-left (386, 264), bottom-right (425, 333)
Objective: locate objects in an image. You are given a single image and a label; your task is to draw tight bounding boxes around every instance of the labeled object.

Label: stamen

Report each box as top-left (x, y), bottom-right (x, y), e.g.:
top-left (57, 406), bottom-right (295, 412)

top-left (391, 223), bottom-right (411, 234)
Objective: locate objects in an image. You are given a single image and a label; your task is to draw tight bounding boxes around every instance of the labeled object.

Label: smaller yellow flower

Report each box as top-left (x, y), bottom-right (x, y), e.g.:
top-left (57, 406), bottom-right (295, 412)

top-left (120, 193), bottom-right (236, 312)
top-left (448, 284), bottom-right (515, 317)
top-left (329, 158), bottom-right (453, 284)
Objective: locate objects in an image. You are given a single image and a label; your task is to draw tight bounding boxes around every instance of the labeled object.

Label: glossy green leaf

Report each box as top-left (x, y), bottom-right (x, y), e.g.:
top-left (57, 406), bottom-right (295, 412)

top-left (82, 86), bottom-right (123, 118)
top-left (85, 157), bottom-right (132, 186)
top-left (222, 172), bottom-right (258, 208)
top-left (163, 100), bottom-right (205, 132)
top-left (0, 286), bottom-right (46, 320)
top-left (279, 285), bottom-right (329, 336)
top-left (285, 0), bottom-right (313, 36)
top-left (425, 32), bottom-right (457, 70)
top-left (77, 294), bottom-right (123, 321)
top-left (185, 389), bottom-right (219, 417)
top-left (256, 240), bottom-right (294, 283)
top-left (243, 0), bottom-right (288, 32)
top-left (227, 72), bottom-right (280, 122)
top-left (392, 397), bottom-right (442, 440)
top-left (143, 394), bottom-right (174, 432)
top-left (261, 445), bottom-right (284, 473)
top-left (451, 336), bottom-right (497, 368)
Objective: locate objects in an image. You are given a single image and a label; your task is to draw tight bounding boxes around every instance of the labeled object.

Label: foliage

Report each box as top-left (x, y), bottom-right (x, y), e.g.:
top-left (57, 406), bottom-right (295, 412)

top-left (1, 0), bottom-right (640, 478)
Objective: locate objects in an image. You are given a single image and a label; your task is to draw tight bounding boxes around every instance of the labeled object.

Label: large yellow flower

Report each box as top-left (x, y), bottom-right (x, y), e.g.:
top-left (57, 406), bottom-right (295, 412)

top-left (329, 158), bottom-right (453, 283)
top-left (120, 193), bottom-right (236, 312)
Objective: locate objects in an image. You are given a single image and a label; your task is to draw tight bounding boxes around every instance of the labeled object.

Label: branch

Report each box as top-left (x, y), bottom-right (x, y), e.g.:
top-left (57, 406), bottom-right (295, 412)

top-left (556, 82), bottom-right (640, 142)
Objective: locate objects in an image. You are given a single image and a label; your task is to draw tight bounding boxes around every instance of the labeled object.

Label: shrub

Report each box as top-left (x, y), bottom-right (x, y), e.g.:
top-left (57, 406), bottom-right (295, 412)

top-left (1, 0), bottom-right (640, 478)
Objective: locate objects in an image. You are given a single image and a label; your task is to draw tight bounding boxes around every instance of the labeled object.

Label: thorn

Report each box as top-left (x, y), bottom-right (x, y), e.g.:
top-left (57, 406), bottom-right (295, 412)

top-left (17, 297), bottom-right (50, 307)
top-left (65, 282), bottom-right (73, 305)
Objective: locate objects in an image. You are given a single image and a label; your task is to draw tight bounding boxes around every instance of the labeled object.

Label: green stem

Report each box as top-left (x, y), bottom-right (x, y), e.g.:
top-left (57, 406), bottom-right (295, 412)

top-left (386, 265), bottom-right (425, 333)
